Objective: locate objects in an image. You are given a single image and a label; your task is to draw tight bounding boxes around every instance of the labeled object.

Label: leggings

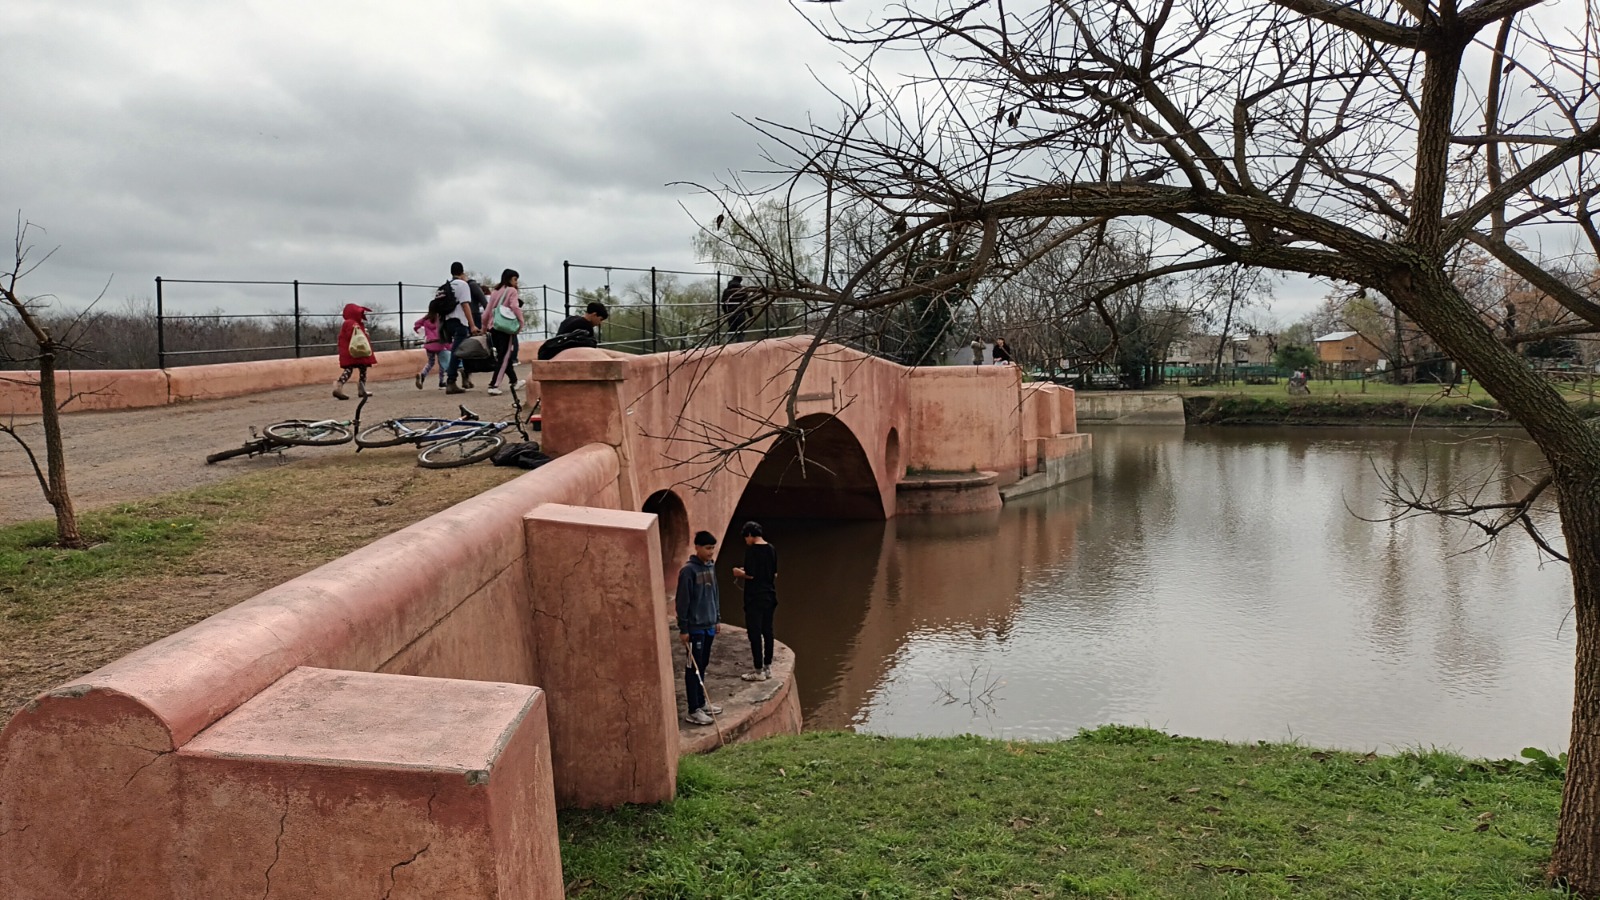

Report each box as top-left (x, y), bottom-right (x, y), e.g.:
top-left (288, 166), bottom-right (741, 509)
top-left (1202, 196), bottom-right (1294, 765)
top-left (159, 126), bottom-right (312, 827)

top-left (337, 367), bottom-right (369, 388)
top-left (745, 601), bottom-right (776, 668)
top-left (488, 331), bottom-right (520, 387)
top-left (420, 350), bottom-right (450, 381)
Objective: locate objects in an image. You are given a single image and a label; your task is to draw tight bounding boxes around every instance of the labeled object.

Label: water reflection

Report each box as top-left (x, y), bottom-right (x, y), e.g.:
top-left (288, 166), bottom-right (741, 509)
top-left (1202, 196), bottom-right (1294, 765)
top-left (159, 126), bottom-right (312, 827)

top-left (724, 426), bottom-right (1573, 759)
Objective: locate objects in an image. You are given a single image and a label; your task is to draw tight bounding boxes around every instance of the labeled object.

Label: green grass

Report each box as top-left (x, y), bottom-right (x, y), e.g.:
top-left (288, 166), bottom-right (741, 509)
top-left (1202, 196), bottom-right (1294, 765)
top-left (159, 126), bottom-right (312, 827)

top-left (1150, 378), bottom-right (1600, 407)
top-left (560, 728), bottom-right (1568, 899)
top-left (0, 506), bottom-right (206, 623)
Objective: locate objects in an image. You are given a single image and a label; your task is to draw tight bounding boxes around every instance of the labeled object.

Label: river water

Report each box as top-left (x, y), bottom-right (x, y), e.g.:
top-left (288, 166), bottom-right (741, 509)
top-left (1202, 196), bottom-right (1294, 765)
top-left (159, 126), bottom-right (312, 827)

top-left (722, 425), bottom-right (1574, 760)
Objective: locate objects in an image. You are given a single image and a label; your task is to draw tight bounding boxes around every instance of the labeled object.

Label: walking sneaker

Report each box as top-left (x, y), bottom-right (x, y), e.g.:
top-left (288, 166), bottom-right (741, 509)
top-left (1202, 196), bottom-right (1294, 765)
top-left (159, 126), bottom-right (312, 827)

top-left (332, 386), bottom-right (349, 401)
top-left (763, 666), bottom-right (772, 680)
top-left (703, 703), bottom-right (723, 716)
top-left (438, 382), bottom-right (447, 390)
top-left (486, 386), bottom-right (503, 396)
top-left (414, 373), bottom-right (424, 390)
top-left (357, 386), bottom-right (373, 398)
top-left (741, 670), bottom-right (770, 682)
top-left (684, 709), bottom-right (714, 726)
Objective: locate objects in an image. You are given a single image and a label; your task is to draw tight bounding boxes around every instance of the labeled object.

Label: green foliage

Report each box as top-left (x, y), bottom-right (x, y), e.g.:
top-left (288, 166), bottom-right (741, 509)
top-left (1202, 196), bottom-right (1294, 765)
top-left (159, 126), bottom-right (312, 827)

top-left (1273, 344), bottom-right (1319, 371)
top-left (561, 731), bottom-right (1566, 898)
top-left (1521, 747), bottom-right (1568, 779)
top-left (0, 506), bottom-right (205, 623)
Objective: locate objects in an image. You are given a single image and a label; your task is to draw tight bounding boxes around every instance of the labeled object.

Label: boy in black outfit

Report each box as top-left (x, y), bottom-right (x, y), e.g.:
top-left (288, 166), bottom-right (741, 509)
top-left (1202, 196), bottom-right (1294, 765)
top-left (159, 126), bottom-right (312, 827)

top-left (676, 530), bottom-right (723, 726)
top-left (732, 520), bottom-right (778, 682)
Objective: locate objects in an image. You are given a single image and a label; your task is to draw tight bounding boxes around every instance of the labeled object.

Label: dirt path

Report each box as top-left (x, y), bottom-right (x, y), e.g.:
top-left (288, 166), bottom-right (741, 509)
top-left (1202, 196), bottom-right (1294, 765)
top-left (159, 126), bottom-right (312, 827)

top-left (0, 372), bottom-right (534, 525)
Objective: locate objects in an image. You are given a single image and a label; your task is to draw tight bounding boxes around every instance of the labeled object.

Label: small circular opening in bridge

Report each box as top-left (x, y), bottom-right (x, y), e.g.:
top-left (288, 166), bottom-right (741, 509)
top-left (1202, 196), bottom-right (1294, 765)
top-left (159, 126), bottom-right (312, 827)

top-left (885, 427), bottom-right (902, 480)
top-left (642, 489), bottom-right (690, 597)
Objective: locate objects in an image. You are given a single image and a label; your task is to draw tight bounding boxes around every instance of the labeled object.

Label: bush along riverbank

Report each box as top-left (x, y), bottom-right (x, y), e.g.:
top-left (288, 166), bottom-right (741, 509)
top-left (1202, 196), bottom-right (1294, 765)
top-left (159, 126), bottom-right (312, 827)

top-left (1183, 394), bottom-right (1600, 426)
top-left (558, 728), bottom-right (1566, 899)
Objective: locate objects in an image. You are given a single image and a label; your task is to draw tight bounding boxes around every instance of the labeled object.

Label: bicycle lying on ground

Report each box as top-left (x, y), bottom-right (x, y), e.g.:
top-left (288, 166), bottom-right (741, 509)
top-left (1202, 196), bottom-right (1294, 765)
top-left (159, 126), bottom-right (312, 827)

top-left (356, 387), bottom-right (535, 468)
top-left (205, 397), bottom-right (369, 464)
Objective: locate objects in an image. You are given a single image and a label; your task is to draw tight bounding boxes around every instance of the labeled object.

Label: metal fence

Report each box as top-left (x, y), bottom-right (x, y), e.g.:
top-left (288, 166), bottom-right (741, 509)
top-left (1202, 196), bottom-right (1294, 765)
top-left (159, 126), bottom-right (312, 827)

top-left (151, 266), bottom-right (815, 368)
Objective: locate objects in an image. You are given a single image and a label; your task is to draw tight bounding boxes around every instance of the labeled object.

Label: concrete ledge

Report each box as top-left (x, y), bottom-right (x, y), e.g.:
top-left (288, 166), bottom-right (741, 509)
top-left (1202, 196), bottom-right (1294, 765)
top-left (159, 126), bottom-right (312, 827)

top-left (896, 470), bottom-right (1003, 514)
top-left (1002, 432), bottom-right (1094, 501)
top-left (527, 348), bottom-right (628, 382)
top-left (1075, 391), bottom-right (1186, 426)
top-left (179, 667), bottom-right (562, 899)
top-left (676, 626), bottom-right (803, 756)
top-left (0, 368), bottom-right (171, 415)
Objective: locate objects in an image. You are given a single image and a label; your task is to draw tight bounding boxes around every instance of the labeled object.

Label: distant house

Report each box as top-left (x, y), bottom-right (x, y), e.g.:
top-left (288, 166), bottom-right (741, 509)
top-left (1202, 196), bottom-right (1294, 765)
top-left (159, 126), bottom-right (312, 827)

top-left (1315, 331), bottom-right (1382, 368)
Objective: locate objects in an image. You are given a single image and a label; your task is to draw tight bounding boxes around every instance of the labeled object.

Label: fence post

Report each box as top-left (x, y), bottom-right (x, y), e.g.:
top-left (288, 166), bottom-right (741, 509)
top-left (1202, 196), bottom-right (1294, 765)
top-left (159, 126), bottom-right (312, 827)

top-left (293, 280), bottom-right (302, 358)
top-left (650, 267), bottom-right (658, 354)
top-left (542, 285), bottom-right (550, 338)
top-left (563, 260), bottom-right (571, 319)
top-left (397, 282), bottom-right (405, 351)
top-left (155, 276), bottom-right (165, 369)
top-left (715, 272), bottom-right (723, 343)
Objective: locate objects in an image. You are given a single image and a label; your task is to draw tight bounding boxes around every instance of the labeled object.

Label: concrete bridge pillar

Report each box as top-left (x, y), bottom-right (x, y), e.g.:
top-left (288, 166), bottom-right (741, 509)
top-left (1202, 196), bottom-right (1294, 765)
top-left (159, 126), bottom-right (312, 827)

top-left (523, 504), bottom-right (678, 809)
top-left (531, 353), bottom-right (639, 511)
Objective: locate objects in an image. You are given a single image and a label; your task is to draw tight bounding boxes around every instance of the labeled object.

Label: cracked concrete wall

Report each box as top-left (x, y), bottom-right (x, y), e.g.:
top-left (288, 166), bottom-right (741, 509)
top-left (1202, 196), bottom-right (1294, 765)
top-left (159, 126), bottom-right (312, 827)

top-left (0, 444), bottom-right (616, 898)
top-left (524, 505), bottom-right (678, 809)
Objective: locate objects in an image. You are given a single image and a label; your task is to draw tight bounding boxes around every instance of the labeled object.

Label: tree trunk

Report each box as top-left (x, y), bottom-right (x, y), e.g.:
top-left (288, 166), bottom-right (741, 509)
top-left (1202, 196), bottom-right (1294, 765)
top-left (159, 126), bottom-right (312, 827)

top-left (1552, 462), bottom-right (1600, 895)
top-left (35, 347), bottom-right (84, 549)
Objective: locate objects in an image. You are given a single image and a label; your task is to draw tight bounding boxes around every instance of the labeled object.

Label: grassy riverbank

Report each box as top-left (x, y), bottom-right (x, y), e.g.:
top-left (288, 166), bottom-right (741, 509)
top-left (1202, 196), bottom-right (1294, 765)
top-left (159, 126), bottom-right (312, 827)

top-left (561, 728), bottom-right (1566, 898)
top-left (0, 452), bottom-right (518, 712)
top-left (1129, 380), bottom-right (1600, 426)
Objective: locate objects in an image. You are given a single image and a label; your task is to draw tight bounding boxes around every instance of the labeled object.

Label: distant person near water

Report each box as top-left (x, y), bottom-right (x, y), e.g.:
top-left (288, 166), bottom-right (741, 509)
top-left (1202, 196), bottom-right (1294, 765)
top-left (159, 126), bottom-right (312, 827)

top-left (332, 304), bottom-right (376, 400)
top-left (676, 530), bottom-right (723, 727)
top-left (732, 520), bottom-right (779, 682)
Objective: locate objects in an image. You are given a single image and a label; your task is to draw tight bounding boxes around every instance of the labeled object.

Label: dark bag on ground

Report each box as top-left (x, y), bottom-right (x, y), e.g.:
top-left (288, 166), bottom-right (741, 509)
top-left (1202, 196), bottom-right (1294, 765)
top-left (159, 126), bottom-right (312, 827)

top-left (491, 441), bottom-right (550, 470)
top-left (455, 334), bottom-right (492, 360)
top-left (535, 329), bottom-right (597, 361)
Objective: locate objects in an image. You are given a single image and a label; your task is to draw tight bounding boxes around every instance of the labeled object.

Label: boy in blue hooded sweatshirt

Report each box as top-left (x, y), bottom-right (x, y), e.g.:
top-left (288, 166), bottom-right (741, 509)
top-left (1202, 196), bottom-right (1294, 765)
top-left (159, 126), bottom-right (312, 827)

top-left (676, 530), bottom-right (722, 726)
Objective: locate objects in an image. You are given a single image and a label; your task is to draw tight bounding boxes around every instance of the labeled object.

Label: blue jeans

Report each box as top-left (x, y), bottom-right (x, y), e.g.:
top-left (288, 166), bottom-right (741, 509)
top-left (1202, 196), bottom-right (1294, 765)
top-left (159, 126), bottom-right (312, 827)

top-left (685, 632), bottom-right (714, 713)
top-left (444, 319), bottom-right (470, 381)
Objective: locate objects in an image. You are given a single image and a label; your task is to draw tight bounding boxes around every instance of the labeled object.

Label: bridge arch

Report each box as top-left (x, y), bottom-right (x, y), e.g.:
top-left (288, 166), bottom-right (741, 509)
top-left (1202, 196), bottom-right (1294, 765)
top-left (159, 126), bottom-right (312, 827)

top-left (734, 413), bottom-right (888, 522)
top-left (641, 488), bottom-right (691, 596)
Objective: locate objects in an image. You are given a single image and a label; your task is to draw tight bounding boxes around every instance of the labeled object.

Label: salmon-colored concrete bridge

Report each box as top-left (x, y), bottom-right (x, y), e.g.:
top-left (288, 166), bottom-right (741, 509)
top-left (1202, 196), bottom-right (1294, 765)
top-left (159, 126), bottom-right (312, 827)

top-left (0, 337), bottom-right (1090, 899)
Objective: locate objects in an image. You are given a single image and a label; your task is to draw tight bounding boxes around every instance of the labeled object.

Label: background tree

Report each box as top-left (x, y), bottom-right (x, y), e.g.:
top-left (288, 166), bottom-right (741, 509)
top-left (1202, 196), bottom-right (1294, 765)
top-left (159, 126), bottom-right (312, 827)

top-left (0, 219), bottom-right (89, 549)
top-left (702, 0), bottom-right (1600, 886)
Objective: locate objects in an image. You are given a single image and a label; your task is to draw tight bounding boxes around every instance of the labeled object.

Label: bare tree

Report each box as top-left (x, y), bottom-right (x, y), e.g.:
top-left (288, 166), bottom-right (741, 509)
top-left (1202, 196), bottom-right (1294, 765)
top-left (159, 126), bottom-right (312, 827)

top-left (0, 218), bottom-right (90, 549)
top-left (697, 0), bottom-right (1600, 887)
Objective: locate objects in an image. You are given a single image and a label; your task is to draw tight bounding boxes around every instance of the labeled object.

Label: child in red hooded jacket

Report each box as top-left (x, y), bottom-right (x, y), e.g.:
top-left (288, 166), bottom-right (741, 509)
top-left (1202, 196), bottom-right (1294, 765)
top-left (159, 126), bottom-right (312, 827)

top-left (333, 303), bottom-right (377, 400)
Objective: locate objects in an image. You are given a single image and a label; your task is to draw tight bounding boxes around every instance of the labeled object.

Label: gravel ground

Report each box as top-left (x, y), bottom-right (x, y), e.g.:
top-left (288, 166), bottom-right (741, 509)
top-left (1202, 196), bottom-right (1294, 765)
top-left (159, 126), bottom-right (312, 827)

top-left (0, 368), bottom-right (535, 526)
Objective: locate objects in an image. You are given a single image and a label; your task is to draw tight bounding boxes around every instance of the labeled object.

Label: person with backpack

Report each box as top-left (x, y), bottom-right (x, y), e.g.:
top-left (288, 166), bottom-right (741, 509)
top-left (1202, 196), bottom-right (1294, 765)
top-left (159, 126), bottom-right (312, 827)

top-left (332, 304), bottom-right (376, 400)
top-left (412, 302), bottom-right (451, 390)
top-left (443, 261), bottom-right (483, 395)
top-left (483, 268), bottom-right (524, 396)
top-left (676, 530), bottom-right (723, 726)
top-left (537, 300), bottom-right (608, 360)
top-left (731, 520), bottom-right (779, 682)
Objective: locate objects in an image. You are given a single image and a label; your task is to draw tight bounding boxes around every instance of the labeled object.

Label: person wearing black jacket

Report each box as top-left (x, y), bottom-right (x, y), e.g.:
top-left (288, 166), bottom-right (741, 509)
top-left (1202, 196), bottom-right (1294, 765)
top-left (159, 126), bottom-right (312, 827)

top-left (675, 530), bottom-right (723, 726)
top-left (732, 520), bottom-right (779, 682)
top-left (537, 301), bottom-right (609, 360)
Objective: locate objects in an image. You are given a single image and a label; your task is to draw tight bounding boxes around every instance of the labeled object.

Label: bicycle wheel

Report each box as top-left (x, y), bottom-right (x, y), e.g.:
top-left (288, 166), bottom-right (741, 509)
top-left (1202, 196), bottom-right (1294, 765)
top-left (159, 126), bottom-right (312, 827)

top-left (355, 418), bottom-right (446, 448)
top-left (417, 433), bottom-right (505, 469)
top-left (263, 420), bottom-right (352, 446)
top-left (206, 443), bottom-right (259, 464)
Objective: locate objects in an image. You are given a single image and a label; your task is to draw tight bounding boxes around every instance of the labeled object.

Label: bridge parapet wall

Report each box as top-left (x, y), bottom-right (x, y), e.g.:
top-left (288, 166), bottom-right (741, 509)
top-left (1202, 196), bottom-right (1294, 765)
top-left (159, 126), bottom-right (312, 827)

top-left (0, 444), bottom-right (621, 899)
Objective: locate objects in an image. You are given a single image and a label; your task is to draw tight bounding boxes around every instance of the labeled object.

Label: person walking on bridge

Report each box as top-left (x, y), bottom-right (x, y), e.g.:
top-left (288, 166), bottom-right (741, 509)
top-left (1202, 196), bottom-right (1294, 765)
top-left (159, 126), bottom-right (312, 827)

top-left (732, 520), bottom-right (778, 682)
top-left (676, 530), bottom-right (723, 726)
top-left (332, 304), bottom-right (376, 400)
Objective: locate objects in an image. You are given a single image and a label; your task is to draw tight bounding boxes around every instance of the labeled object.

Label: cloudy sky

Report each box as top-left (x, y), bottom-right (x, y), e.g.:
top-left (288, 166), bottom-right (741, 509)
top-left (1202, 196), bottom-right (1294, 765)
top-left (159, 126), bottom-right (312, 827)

top-left (4, 0), bottom-right (1332, 321)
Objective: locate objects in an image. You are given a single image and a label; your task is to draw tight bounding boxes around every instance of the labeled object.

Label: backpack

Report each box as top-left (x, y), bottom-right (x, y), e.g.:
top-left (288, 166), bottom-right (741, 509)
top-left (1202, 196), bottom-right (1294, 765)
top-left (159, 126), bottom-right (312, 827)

top-left (491, 441), bottom-right (551, 470)
top-left (428, 282), bottom-right (457, 320)
top-left (536, 329), bottom-right (598, 361)
top-left (348, 327), bottom-right (373, 358)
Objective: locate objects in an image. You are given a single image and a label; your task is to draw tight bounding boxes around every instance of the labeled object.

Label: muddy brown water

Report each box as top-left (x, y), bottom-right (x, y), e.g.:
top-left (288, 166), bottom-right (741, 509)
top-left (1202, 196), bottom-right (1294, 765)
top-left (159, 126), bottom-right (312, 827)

top-left (721, 425), bottom-right (1573, 759)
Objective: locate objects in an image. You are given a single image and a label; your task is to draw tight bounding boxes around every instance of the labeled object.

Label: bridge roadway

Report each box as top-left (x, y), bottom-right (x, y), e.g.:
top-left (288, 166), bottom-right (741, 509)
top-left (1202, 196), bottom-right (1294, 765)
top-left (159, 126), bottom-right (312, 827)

top-left (0, 375), bottom-right (531, 526)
